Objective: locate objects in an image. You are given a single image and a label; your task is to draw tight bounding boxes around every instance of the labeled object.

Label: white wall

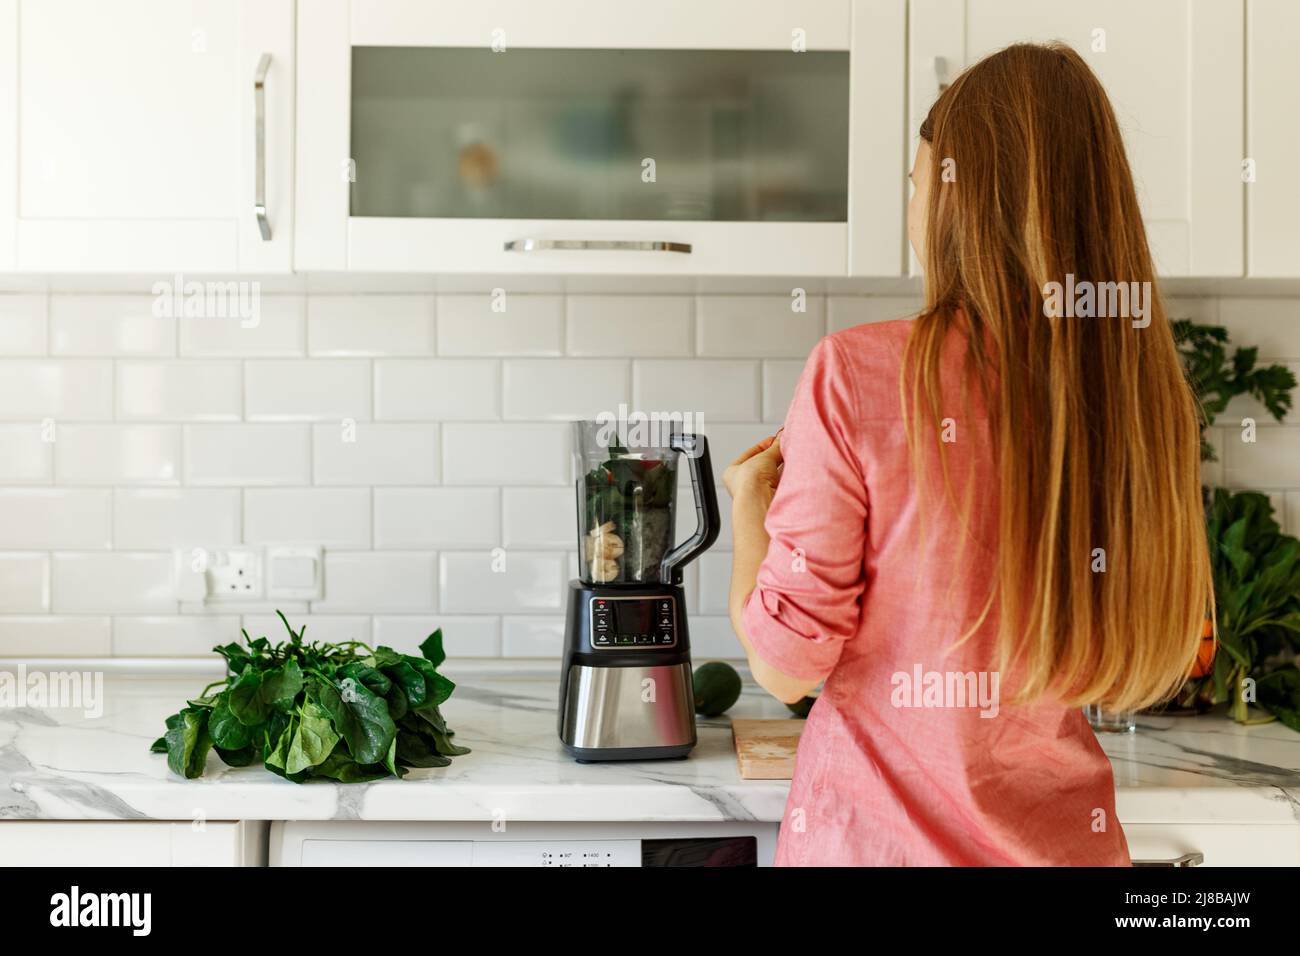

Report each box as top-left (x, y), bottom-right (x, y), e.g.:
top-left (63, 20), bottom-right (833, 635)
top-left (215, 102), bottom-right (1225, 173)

top-left (0, 289), bottom-right (1296, 662)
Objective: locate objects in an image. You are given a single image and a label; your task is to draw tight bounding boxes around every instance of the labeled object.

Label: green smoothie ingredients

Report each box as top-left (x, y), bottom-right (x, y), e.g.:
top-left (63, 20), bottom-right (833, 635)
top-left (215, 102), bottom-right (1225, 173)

top-left (150, 612), bottom-right (467, 782)
top-left (582, 453), bottom-right (677, 584)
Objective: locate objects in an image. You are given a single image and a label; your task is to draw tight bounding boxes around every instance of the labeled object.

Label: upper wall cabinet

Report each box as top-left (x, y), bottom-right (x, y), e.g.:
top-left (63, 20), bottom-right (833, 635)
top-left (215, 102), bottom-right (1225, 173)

top-left (296, 0), bottom-right (906, 276)
top-left (909, 0), bottom-right (1245, 277)
top-left (1247, 0), bottom-right (1300, 277)
top-left (0, 0), bottom-right (294, 273)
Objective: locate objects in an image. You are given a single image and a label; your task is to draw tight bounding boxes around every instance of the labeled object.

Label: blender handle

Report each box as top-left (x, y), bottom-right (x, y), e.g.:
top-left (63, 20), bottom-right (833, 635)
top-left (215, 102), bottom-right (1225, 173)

top-left (660, 433), bottom-right (721, 584)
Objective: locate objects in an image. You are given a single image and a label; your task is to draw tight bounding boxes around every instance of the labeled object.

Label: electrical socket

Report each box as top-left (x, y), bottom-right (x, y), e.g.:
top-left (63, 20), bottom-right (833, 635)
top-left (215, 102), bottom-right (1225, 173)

top-left (185, 548), bottom-right (265, 603)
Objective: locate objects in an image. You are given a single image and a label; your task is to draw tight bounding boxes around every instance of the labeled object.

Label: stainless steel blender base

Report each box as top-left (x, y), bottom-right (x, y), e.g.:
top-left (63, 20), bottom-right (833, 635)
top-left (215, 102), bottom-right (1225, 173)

top-left (559, 662), bottom-right (696, 759)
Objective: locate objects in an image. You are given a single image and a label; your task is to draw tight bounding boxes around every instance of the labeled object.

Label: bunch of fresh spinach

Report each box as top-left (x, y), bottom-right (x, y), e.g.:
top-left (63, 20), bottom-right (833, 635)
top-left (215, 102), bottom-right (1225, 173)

top-left (151, 612), bottom-right (468, 782)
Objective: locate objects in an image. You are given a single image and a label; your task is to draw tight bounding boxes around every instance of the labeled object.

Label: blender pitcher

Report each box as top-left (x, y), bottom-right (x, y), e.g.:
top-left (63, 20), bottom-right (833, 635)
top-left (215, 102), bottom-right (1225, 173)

top-left (573, 419), bottom-right (719, 587)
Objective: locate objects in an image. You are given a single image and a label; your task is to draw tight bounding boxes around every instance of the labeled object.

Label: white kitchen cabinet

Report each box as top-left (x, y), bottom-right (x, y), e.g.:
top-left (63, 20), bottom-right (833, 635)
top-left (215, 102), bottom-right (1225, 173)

top-left (1246, 0), bottom-right (1300, 277)
top-left (296, 0), bottom-right (906, 276)
top-left (0, 0), bottom-right (294, 273)
top-left (908, 0), bottom-right (1244, 277)
top-left (1126, 823), bottom-right (1300, 868)
top-left (0, 821), bottom-right (268, 866)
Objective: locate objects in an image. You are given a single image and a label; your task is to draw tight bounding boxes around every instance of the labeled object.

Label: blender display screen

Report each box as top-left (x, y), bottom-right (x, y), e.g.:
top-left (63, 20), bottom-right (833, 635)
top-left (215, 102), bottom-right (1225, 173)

top-left (611, 600), bottom-right (654, 636)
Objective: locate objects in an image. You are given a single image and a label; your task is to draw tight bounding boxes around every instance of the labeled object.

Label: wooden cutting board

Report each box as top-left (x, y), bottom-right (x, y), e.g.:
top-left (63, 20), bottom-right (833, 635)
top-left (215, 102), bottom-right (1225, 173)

top-left (732, 719), bottom-right (805, 780)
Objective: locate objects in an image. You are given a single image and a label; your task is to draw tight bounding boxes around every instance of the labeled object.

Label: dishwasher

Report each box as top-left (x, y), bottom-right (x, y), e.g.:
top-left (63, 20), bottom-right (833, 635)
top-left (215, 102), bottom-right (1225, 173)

top-left (271, 820), bottom-right (778, 867)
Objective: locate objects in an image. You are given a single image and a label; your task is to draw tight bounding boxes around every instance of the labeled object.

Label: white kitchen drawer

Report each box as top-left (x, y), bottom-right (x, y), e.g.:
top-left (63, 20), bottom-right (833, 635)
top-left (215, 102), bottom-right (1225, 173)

top-left (0, 820), bottom-right (268, 866)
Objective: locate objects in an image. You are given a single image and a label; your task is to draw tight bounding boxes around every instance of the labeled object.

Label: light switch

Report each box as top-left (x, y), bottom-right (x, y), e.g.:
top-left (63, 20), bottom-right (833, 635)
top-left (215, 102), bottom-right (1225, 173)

top-left (267, 547), bottom-right (322, 600)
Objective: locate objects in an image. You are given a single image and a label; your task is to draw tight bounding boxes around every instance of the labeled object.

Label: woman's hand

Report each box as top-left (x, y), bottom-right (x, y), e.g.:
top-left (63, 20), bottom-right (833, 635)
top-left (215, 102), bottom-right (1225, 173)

top-left (723, 432), bottom-right (783, 503)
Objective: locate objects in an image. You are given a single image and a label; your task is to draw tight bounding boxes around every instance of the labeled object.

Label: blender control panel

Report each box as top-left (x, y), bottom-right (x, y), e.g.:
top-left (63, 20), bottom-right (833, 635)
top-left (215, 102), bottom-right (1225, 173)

top-left (589, 596), bottom-right (676, 649)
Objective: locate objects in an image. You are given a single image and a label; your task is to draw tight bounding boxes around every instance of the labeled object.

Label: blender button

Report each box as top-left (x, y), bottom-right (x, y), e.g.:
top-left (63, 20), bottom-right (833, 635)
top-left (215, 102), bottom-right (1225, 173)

top-left (593, 633), bottom-right (611, 646)
top-left (658, 633), bottom-right (674, 645)
top-left (635, 634), bottom-right (654, 645)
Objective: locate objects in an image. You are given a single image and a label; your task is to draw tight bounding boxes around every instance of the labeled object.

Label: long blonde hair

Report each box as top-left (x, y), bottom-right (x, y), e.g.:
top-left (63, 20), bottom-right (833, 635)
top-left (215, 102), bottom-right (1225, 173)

top-left (905, 43), bottom-right (1212, 711)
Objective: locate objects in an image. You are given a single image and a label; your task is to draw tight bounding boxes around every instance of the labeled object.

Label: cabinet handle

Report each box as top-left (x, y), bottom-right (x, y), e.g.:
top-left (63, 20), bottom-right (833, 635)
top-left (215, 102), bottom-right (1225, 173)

top-left (504, 238), bottom-right (692, 254)
top-left (934, 56), bottom-right (951, 93)
top-left (1132, 852), bottom-right (1204, 868)
top-left (254, 53), bottom-right (272, 241)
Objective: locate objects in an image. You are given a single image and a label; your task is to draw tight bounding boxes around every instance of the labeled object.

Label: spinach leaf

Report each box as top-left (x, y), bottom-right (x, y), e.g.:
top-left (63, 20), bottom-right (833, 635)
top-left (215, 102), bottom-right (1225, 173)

top-left (208, 698), bottom-right (253, 750)
top-left (313, 677), bottom-right (396, 766)
top-left (227, 668), bottom-right (271, 726)
top-left (419, 630), bottom-right (446, 668)
top-left (215, 744), bottom-right (257, 767)
top-left (261, 658), bottom-right (304, 713)
top-left (286, 701), bottom-right (340, 774)
top-left (165, 707), bottom-right (213, 779)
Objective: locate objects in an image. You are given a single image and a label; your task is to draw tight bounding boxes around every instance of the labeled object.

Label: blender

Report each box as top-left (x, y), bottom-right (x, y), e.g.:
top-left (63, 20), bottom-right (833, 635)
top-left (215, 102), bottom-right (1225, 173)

top-left (558, 419), bottom-right (721, 761)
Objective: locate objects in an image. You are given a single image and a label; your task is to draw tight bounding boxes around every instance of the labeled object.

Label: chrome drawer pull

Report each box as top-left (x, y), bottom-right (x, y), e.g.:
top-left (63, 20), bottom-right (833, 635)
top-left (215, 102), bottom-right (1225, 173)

top-left (504, 239), bottom-right (692, 254)
top-left (1132, 852), bottom-right (1204, 868)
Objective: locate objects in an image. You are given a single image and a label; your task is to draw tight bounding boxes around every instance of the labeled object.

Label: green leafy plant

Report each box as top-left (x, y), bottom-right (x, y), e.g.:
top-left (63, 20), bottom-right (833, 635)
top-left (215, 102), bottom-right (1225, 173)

top-left (1173, 319), bottom-right (1296, 461)
top-left (1171, 490), bottom-right (1300, 729)
top-left (1166, 319), bottom-right (1300, 729)
top-left (150, 612), bottom-right (468, 781)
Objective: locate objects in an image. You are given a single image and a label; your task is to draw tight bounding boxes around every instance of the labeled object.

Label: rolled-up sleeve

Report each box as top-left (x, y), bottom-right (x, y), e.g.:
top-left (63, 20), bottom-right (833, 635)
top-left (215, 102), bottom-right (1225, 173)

top-left (741, 335), bottom-right (868, 683)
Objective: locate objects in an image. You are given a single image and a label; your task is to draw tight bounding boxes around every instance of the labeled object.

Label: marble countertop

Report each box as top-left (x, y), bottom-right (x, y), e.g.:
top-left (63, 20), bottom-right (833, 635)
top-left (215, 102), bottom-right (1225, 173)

top-left (2, 669), bottom-right (1298, 824)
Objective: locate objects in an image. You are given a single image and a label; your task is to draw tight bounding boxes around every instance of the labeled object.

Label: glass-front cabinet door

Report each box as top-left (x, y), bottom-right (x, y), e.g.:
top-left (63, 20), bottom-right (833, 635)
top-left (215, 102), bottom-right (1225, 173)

top-left (296, 0), bottom-right (906, 275)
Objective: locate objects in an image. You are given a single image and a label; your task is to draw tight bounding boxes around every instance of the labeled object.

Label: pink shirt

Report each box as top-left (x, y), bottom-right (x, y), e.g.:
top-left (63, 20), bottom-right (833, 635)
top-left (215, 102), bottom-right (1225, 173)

top-left (742, 319), bottom-right (1130, 866)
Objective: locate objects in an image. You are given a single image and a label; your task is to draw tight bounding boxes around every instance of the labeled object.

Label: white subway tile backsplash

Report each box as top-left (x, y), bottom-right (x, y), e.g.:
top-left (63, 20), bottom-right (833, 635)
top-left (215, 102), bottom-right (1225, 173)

top-left (0, 424), bottom-right (53, 482)
top-left (442, 423), bottom-right (569, 485)
top-left (179, 295), bottom-right (306, 357)
top-left (373, 614), bottom-right (502, 657)
top-left (1217, 298), bottom-right (1300, 359)
top-left (313, 424), bottom-right (440, 486)
top-left (51, 552), bottom-right (174, 613)
top-left (244, 488), bottom-right (371, 548)
top-left (308, 294), bottom-right (435, 356)
top-left (184, 424), bottom-right (311, 486)
top-left (827, 295), bottom-right (921, 332)
top-left (696, 295), bottom-right (824, 357)
top-left (502, 488), bottom-right (574, 549)
top-left (55, 425), bottom-right (180, 485)
top-left (503, 359), bottom-right (629, 420)
top-left (0, 489), bottom-right (111, 550)
top-left (762, 360), bottom-right (804, 423)
top-left (633, 359), bottom-right (759, 422)
top-left (116, 361), bottom-right (243, 421)
top-left (314, 552), bottom-right (437, 612)
top-left (695, 551), bottom-right (732, 615)
top-left (113, 489), bottom-right (241, 550)
top-left (0, 293), bottom-right (48, 355)
top-left (0, 553), bottom-right (51, 612)
top-left (374, 488), bottom-right (500, 549)
top-left (686, 615), bottom-right (746, 661)
top-left (1, 288), bottom-right (1297, 664)
top-left (374, 359), bottom-right (500, 421)
top-left (1224, 426), bottom-right (1300, 488)
top-left (439, 551), bottom-right (566, 613)
top-left (242, 613), bottom-right (372, 646)
top-left (437, 294), bottom-right (563, 356)
top-left (112, 615), bottom-right (240, 656)
top-left (502, 616), bottom-right (565, 656)
top-left (246, 359), bottom-right (371, 421)
top-left (50, 295), bottom-right (174, 356)
top-left (0, 359), bottom-right (113, 420)
top-left (0, 616), bottom-right (111, 656)
top-left (566, 295), bottom-right (693, 356)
